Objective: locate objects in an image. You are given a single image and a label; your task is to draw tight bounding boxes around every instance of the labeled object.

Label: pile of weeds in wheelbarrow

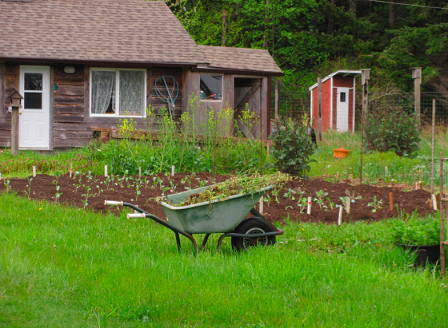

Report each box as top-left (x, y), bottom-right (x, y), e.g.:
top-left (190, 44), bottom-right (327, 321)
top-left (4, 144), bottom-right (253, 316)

top-left (169, 172), bottom-right (292, 206)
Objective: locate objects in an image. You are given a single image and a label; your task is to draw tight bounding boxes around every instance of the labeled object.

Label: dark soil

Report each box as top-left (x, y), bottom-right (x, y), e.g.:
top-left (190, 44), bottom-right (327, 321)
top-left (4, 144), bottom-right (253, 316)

top-left (0, 173), bottom-right (436, 224)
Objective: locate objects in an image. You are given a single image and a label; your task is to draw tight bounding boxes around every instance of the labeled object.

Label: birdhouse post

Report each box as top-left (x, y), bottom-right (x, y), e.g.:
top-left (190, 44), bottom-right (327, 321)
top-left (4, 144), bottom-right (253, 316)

top-left (6, 88), bottom-right (24, 156)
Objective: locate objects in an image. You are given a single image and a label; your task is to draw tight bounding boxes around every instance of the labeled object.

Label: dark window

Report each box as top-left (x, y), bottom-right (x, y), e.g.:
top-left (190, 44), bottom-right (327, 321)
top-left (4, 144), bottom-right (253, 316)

top-left (200, 75), bottom-right (222, 100)
top-left (340, 92), bottom-right (346, 102)
top-left (24, 73), bottom-right (42, 91)
top-left (24, 92), bottom-right (42, 109)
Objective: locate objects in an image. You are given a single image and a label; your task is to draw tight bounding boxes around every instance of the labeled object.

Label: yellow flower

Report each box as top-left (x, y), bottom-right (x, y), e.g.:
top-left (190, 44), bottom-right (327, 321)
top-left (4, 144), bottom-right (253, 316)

top-left (39, 208), bottom-right (43, 211)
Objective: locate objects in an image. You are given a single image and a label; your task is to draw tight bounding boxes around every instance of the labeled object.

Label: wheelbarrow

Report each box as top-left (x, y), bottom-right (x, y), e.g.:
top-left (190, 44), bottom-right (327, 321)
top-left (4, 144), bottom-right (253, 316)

top-left (105, 184), bottom-right (284, 256)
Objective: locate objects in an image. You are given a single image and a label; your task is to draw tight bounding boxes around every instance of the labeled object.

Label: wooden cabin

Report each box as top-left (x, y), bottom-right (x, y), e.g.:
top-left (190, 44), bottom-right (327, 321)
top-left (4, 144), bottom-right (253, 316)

top-left (0, 0), bottom-right (282, 150)
top-left (309, 70), bottom-right (361, 132)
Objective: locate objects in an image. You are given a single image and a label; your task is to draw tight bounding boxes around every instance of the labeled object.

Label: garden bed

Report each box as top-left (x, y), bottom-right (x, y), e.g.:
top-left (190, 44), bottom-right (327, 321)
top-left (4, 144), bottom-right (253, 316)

top-left (0, 172), bottom-right (435, 223)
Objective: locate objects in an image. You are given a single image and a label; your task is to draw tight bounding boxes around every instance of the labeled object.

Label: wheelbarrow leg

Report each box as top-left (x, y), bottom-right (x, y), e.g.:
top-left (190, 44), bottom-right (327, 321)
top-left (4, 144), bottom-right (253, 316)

top-left (201, 234), bottom-right (211, 248)
top-left (174, 232), bottom-right (181, 251)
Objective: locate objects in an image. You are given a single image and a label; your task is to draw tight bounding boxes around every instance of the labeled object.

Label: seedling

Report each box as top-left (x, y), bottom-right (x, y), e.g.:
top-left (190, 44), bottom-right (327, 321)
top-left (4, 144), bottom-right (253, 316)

top-left (283, 188), bottom-right (296, 200)
top-left (81, 185), bottom-right (93, 209)
top-left (53, 176), bottom-right (63, 203)
top-left (297, 197), bottom-right (308, 213)
top-left (23, 177), bottom-right (33, 199)
top-left (263, 193), bottom-right (272, 207)
top-left (327, 197), bottom-right (335, 211)
top-left (314, 190), bottom-right (328, 210)
top-left (367, 196), bottom-right (383, 212)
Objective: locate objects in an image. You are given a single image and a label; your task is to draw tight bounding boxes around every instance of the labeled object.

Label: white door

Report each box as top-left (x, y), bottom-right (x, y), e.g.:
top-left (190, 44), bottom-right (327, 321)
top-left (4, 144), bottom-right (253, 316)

top-left (336, 87), bottom-right (349, 132)
top-left (19, 66), bottom-right (50, 149)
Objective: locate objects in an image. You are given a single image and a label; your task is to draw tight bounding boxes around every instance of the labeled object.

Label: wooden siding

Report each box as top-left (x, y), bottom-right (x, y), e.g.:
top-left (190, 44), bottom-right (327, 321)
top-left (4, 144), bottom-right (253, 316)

top-left (1, 63), bottom-right (271, 149)
top-left (332, 75), bottom-right (354, 88)
top-left (0, 63), bottom-right (19, 147)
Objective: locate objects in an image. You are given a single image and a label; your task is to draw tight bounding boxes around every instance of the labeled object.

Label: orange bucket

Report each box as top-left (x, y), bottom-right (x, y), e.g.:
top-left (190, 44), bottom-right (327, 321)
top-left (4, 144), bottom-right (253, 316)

top-left (333, 148), bottom-right (352, 159)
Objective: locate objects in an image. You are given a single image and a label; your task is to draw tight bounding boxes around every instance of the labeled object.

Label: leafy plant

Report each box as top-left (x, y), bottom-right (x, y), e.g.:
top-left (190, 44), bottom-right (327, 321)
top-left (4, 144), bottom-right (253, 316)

top-left (390, 214), bottom-right (440, 245)
top-left (364, 107), bottom-right (420, 157)
top-left (314, 190), bottom-right (328, 210)
top-left (270, 116), bottom-right (316, 177)
top-left (367, 196), bottom-right (383, 213)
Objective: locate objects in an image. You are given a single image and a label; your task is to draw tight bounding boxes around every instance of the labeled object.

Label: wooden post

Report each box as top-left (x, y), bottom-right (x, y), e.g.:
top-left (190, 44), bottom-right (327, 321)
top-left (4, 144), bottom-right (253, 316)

top-left (338, 206), bottom-right (343, 225)
top-left (440, 152), bottom-right (445, 277)
top-left (431, 99), bottom-right (436, 193)
top-left (412, 67), bottom-right (422, 130)
top-left (317, 78), bottom-right (323, 141)
top-left (275, 79), bottom-right (279, 120)
top-left (7, 90), bottom-right (24, 156)
top-left (11, 107), bottom-right (19, 156)
top-left (361, 69), bottom-right (370, 116)
top-left (389, 192), bottom-right (393, 211)
top-left (360, 69), bottom-right (370, 185)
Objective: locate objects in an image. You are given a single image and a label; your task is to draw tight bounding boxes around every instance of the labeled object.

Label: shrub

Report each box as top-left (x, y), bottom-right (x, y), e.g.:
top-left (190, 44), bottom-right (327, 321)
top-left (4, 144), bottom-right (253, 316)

top-left (390, 214), bottom-right (440, 245)
top-left (363, 108), bottom-right (420, 157)
top-left (270, 117), bottom-right (316, 177)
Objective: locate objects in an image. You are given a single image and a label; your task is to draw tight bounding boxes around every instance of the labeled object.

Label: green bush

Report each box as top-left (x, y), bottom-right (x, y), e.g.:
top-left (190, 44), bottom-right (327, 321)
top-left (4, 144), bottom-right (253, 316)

top-left (363, 108), bottom-right (420, 157)
top-left (270, 117), bottom-right (316, 177)
top-left (390, 214), bottom-right (440, 245)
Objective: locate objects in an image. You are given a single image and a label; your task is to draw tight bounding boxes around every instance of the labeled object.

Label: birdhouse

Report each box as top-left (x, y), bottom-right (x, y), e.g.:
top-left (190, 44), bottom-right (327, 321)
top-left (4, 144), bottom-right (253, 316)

top-left (7, 88), bottom-right (24, 108)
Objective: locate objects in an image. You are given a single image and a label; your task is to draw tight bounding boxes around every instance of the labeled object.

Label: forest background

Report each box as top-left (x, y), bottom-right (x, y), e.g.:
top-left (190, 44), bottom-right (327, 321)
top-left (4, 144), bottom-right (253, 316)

top-left (166, 0), bottom-right (448, 93)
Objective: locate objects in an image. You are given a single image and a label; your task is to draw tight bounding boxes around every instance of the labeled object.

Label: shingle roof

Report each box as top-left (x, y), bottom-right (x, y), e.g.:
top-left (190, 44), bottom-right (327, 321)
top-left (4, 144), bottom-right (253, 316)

top-left (0, 0), bottom-right (204, 65)
top-left (199, 45), bottom-right (282, 75)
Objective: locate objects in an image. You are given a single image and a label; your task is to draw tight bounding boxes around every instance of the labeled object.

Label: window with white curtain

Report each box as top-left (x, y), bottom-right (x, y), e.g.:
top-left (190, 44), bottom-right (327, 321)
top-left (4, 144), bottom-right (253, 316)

top-left (90, 68), bottom-right (146, 116)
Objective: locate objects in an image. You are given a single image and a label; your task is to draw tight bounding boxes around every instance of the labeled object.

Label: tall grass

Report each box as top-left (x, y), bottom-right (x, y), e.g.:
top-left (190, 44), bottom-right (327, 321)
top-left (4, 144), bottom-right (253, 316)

top-left (1, 194), bottom-right (448, 327)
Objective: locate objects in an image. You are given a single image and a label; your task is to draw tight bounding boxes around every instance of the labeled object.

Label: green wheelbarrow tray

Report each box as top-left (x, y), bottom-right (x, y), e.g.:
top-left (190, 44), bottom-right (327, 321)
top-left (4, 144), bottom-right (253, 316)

top-left (159, 185), bottom-right (271, 234)
top-left (104, 183), bottom-right (284, 256)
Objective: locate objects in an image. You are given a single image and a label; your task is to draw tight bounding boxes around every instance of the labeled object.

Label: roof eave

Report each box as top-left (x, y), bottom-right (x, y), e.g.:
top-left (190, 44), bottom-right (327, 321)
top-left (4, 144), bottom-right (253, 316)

top-left (192, 66), bottom-right (284, 77)
top-left (0, 56), bottom-right (199, 68)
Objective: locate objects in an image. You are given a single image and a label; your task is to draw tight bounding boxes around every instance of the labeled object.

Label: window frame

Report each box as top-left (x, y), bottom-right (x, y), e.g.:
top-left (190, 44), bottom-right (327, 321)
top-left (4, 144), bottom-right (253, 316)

top-left (199, 73), bottom-right (223, 102)
top-left (89, 68), bottom-right (147, 117)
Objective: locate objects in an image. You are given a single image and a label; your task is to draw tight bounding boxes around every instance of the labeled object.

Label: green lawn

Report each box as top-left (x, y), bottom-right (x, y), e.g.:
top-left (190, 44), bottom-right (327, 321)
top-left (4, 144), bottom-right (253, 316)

top-left (1, 193), bottom-right (448, 327)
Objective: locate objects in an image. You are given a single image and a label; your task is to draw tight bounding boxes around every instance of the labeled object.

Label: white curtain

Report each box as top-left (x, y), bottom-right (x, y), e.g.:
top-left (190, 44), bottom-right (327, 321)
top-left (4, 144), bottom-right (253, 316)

top-left (91, 71), bottom-right (116, 114)
top-left (119, 70), bottom-right (145, 115)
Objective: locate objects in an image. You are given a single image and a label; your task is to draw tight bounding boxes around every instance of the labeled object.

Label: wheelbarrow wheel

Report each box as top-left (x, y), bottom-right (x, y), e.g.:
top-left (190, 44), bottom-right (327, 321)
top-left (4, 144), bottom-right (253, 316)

top-left (231, 217), bottom-right (276, 251)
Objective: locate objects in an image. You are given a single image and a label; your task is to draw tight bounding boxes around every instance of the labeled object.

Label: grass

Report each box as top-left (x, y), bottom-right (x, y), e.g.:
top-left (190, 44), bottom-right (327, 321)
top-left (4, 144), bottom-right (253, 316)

top-left (308, 129), bottom-right (448, 189)
top-left (2, 193), bottom-right (448, 327)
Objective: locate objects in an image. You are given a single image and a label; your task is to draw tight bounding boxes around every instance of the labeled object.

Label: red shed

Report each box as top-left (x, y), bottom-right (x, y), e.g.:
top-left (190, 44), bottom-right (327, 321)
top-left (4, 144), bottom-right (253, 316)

top-left (309, 70), bottom-right (361, 132)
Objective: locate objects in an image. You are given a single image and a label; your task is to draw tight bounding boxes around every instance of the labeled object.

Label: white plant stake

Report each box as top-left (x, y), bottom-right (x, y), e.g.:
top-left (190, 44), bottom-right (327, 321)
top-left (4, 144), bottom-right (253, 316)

top-left (0, 173), bottom-right (2, 180)
top-left (139, 167), bottom-right (142, 178)
top-left (307, 197), bottom-right (312, 215)
top-left (105, 165), bottom-right (108, 177)
top-left (259, 198), bottom-right (264, 215)
top-left (33, 166), bottom-right (36, 177)
top-left (171, 165), bottom-right (175, 177)
top-left (385, 166), bottom-right (388, 176)
top-left (69, 163), bottom-right (72, 178)
top-left (338, 206), bottom-right (343, 225)
top-left (346, 198), bottom-right (351, 214)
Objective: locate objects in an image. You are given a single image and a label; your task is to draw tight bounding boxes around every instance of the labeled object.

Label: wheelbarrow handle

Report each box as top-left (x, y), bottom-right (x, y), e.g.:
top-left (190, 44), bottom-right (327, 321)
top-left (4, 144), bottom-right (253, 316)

top-left (104, 200), bottom-right (123, 206)
top-left (127, 213), bottom-right (147, 219)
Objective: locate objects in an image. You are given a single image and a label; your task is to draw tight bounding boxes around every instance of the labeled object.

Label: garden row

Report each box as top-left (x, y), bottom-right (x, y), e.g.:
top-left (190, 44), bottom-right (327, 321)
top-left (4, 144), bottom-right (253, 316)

top-left (0, 171), bottom-right (435, 224)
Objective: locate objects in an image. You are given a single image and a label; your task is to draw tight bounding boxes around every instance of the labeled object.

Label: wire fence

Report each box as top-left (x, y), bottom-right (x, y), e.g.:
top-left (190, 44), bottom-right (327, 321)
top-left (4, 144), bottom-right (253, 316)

top-left (270, 86), bottom-right (448, 130)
